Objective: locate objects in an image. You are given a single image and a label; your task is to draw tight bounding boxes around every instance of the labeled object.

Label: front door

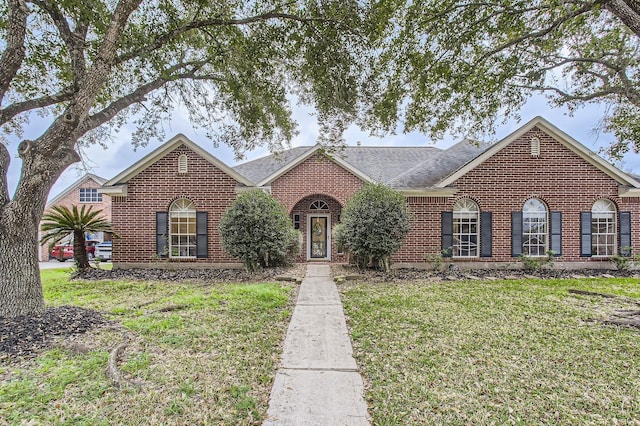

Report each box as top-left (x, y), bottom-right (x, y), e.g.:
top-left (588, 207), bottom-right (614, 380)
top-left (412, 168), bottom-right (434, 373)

top-left (308, 215), bottom-right (330, 260)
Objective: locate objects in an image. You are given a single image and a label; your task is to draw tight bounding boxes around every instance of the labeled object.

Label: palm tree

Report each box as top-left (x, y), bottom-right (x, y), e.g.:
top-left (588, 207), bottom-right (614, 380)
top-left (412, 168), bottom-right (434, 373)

top-left (40, 205), bottom-right (116, 270)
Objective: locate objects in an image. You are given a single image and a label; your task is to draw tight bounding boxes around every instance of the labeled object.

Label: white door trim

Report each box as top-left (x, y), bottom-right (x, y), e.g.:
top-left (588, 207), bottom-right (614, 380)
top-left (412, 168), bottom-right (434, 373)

top-left (307, 214), bottom-right (331, 260)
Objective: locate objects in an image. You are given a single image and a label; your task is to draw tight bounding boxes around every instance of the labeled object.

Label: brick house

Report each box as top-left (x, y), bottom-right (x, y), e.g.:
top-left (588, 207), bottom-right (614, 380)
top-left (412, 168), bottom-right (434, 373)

top-left (100, 116), bottom-right (640, 269)
top-left (40, 174), bottom-right (112, 261)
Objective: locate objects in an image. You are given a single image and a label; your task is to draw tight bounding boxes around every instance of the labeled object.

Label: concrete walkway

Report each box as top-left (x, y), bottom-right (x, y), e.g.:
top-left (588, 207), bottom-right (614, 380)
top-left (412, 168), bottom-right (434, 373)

top-left (263, 264), bottom-right (370, 425)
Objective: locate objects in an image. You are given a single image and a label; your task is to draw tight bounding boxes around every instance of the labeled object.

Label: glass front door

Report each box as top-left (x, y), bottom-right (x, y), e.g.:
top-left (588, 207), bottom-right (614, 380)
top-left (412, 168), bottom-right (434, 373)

top-left (310, 216), bottom-right (328, 259)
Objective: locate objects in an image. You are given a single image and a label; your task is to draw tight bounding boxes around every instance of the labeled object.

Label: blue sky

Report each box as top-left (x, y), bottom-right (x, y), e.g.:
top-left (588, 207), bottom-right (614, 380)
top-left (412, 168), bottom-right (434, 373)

top-left (4, 93), bottom-right (640, 202)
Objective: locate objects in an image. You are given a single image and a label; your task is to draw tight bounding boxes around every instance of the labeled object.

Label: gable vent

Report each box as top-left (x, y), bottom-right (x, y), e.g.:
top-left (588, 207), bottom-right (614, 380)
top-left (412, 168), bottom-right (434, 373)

top-left (178, 154), bottom-right (188, 174)
top-left (530, 137), bottom-right (541, 157)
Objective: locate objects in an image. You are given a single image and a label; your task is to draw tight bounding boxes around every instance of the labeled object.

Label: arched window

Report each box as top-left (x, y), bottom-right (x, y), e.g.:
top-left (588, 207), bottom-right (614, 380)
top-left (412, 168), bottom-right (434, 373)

top-left (310, 200), bottom-right (329, 210)
top-left (453, 199), bottom-right (479, 257)
top-left (592, 199), bottom-right (616, 256)
top-left (523, 198), bottom-right (548, 256)
top-left (178, 154), bottom-right (188, 174)
top-left (169, 198), bottom-right (196, 257)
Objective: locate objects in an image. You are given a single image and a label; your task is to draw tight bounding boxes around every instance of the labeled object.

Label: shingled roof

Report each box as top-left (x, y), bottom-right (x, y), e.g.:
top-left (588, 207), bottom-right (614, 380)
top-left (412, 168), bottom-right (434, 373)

top-left (232, 141), bottom-right (490, 189)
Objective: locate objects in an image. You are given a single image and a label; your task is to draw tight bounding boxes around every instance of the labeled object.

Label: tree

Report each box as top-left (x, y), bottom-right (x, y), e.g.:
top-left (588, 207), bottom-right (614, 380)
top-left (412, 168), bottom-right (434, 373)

top-left (0, 0), bottom-right (369, 317)
top-left (219, 190), bottom-right (300, 272)
top-left (338, 183), bottom-right (410, 272)
top-left (40, 205), bottom-right (115, 270)
top-left (366, 1), bottom-right (640, 160)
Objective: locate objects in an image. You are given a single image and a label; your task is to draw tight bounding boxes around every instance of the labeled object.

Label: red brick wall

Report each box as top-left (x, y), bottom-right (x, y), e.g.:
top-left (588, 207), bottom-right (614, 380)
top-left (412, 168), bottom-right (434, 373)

top-left (39, 177), bottom-right (112, 261)
top-left (271, 153), bottom-right (365, 210)
top-left (111, 144), bottom-right (239, 265)
top-left (271, 153), bottom-right (365, 261)
top-left (394, 127), bottom-right (640, 264)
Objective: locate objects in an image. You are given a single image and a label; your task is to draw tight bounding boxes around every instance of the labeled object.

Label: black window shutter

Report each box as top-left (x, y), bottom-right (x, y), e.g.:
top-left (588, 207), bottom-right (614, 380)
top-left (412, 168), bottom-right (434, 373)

top-left (580, 212), bottom-right (592, 257)
top-left (511, 212), bottom-right (522, 257)
top-left (480, 212), bottom-right (492, 258)
top-left (196, 211), bottom-right (208, 258)
top-left (550, 212), bottom-right (562, 256)
top-left (620, 211), bottom-right (632, 256)
top-left (441, 212), bottom-right (453, 257)
top-left (156, 212), bottom-right (168, 257)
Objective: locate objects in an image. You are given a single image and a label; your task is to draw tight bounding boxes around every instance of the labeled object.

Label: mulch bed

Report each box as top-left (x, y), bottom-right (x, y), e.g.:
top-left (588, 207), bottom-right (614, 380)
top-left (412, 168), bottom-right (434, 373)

top-left (0, 306), bottom-right (108, 361)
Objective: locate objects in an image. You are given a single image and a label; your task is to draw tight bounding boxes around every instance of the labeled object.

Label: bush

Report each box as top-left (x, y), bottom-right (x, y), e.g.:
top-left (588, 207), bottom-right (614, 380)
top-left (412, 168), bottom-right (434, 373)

top-left (339, 183), bottom-right (410, 272)
top-left (219, 190), bottom-right (301, 272)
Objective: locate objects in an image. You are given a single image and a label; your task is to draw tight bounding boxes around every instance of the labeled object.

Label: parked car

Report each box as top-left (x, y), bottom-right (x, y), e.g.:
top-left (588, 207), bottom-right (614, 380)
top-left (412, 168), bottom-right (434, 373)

top-left (50, 241), bottom-right (99, 262)
top-left (94, 241), bottom-right (112, 261)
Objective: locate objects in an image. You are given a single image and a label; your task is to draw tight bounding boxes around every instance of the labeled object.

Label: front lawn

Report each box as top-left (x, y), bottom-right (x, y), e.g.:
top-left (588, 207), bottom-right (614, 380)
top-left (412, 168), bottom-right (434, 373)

top-left (0, 269), bottom-right (296, 425)
top-left (341, 277), bottom-right (640, 425)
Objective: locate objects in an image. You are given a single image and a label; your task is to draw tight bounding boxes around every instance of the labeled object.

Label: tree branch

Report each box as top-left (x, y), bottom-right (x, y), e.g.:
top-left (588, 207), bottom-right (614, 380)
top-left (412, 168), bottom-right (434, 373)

top-left (32, 0), bottom-right (90, 81)
top-left (606, 0), bottom-right (640, 37)
top-left (0, 0), bottom-right (29, 105)
top-left (116, 10), bottom-right (332, 65)
top-left (0, 143), bottom-right (10, 206)
top-left (0, 87), bottom-right (76, 126)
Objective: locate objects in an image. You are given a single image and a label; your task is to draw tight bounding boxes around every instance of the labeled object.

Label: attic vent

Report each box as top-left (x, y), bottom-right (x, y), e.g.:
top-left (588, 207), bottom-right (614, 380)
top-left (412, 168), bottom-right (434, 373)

top-left (530, 137), bottom-right (541, 157)
top-left (178, 154), bottom-right (188, 173)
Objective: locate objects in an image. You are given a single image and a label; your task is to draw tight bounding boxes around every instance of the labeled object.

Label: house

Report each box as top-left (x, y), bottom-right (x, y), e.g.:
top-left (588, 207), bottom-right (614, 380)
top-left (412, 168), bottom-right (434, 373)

top-left (100, 116), bottom-right (640, 269)
top-left (40, 173), bottom-right (112, 261)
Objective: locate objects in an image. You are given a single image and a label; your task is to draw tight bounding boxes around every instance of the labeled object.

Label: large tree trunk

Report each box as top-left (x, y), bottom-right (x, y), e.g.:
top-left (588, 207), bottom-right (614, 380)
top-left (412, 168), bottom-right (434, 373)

top-left (0, 209), bottom-right (44, 317)
top-left (0, 139), bottom-right (78, 318)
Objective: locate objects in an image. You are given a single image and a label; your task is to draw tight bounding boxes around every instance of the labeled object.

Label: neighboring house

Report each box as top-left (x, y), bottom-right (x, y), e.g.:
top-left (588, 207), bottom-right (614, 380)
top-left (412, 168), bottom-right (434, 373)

top-left (100, 116), bottom-right (640, 269)
top-left (39, 174), bottom-right (112, 261)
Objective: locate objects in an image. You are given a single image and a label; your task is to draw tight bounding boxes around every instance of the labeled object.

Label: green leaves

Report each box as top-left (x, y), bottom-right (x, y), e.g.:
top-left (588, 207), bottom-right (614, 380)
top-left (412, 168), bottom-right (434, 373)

top-left (338, 183), bottom-right (410, 271)
top-left (219, 190), bottom-right (300, 272)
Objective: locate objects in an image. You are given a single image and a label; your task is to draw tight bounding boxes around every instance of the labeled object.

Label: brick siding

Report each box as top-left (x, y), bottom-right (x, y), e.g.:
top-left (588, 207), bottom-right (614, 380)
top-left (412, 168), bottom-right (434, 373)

top-left (111, 144), bottom-right (239, 264)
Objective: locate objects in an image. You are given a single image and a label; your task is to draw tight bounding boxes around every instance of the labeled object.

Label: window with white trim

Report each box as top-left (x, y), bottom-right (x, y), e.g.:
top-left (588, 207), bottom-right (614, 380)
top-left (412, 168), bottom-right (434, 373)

top-left (169, 198), bottom-right (196, 258)
top-left (523, 198), bottom-right (548, 256)
top-left (310, 200), bottom-right (329, 210)
top-left (453, 199), bottom-right (479, 257)
top-left (293, 213), bottom-right (301, 230)
top-left (79, 188), bottom-right (102, 203)
top-left (591, 199), bottom-right (616, 256)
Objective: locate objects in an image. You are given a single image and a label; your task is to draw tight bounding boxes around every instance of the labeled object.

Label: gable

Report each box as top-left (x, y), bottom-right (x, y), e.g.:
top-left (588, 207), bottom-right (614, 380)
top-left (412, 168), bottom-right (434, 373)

top-left (46, 174), bottom-right (107, 208)
top-left (101, 134), bottom-right (253, 196)
top-left (270, 152), bottom-right (367, 207)
top-left (437, 117), bottom-right (640, 191)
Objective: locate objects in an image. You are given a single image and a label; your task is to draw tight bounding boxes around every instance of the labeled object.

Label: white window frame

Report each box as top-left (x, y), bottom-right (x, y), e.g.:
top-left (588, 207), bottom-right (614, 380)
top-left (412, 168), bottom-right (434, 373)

top-left (169, 198), bottom-right (196, 258)
top-left (453, 199), bottom-right (479, 258)
top-left (79, 188), bottom-right (102, 203)
top-left (309, 200), bottom-right (329, 210)
top-left (523, 198), bottom-right (548, 257)
top-left (591, 199), bottom-right (617, 257)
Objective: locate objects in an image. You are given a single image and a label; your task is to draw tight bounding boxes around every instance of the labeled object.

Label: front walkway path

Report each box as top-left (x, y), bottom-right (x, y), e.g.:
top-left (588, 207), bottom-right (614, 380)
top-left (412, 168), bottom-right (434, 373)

top-left (263, 264), bottom-right (370, 425)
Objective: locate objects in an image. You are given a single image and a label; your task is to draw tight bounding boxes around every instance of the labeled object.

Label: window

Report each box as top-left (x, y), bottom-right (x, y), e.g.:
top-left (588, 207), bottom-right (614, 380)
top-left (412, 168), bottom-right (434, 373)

top-left (169, 198), bottom-right (196, 258)
top-left (293, 213), bottom-right (301, 230)
top-left (452, 199), bottom-right (479, 257)
top-left (178, 154), bottom-right (188, 174)
top-left (523, 198), bottom-right (548, 256)
top-left (591, 199), bottom-right (616, 256)
top-left (79, 188), bottom-right (102, 203)
top-left (310, 200), bottom-right (329, 210)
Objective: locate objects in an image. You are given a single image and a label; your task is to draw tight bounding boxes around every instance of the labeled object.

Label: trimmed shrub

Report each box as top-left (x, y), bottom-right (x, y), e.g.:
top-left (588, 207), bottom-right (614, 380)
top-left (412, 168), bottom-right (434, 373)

top-left (220, 190), bottom-right (300, 272)
top-left (339, 183), bottom-right (410, 271)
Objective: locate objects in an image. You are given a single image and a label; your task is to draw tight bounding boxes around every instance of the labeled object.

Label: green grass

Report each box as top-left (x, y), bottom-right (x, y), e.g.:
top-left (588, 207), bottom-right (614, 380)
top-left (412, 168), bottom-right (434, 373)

top-left (341, 277), bottom-right (640, 425)
top-left (0, 270), bottom-right (296, 425)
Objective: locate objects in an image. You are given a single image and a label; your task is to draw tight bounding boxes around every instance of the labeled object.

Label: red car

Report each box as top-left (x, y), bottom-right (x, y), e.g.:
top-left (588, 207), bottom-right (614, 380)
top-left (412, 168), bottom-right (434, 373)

top-left (50, 242), bottom-right (98, 262)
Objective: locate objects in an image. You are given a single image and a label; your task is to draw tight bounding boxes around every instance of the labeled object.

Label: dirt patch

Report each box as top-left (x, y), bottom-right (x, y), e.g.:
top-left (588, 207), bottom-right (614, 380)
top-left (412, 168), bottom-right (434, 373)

top-left (0, 306), bottom-right (109, 361)
top-left (74, 264), bottom-right (305, 283)
top-left (332, 264), bottom-right (639, 282)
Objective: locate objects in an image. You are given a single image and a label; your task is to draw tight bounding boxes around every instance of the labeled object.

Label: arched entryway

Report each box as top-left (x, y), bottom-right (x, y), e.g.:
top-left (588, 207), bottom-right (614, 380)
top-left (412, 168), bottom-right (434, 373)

top-left (291, 194), bottom-right (344, 261)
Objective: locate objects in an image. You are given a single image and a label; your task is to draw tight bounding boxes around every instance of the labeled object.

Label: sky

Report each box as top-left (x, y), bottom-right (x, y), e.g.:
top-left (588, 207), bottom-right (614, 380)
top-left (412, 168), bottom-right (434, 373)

top-left (4, 93), bottom-right (640, 202)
